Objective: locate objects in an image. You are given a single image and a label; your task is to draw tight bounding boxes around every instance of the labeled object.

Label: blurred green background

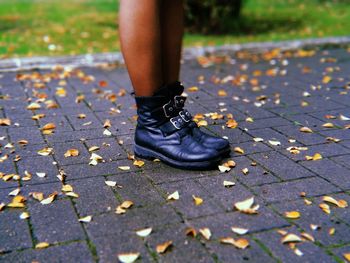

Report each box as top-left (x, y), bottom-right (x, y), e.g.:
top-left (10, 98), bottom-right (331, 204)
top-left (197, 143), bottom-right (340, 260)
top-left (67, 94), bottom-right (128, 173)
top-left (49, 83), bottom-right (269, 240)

top-left (0, 0), bottom-right (349, 58)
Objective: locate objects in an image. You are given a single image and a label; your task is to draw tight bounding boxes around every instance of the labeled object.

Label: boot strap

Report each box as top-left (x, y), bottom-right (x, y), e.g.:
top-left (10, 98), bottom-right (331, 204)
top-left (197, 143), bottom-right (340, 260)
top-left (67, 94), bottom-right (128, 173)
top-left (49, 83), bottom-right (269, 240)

top-left (159, 115), bottom-right (189, 136)
top-left (174, 95), bottom-right (186, 108)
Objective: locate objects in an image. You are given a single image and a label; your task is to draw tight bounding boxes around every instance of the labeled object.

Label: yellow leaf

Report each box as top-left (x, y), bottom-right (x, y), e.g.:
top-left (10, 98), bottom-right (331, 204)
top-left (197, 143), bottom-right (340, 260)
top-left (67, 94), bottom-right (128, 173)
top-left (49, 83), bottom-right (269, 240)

top-left (281, 233), bottom-right (302, 244)
top-left (323, 196), bottom-right (348, 208)
top-left (27, 102), bottom-right (41, 110)
top-left (88, 146), bottom-right (100, 152)
top-left (242, 168), bottom-right (249, 175)
top-left (65, 192), bottom-right (79, 198)
top-left (329, 228), bottom-right (336, 235)
top-left (61, 184), bottom-right (73, 192)
top-left (41, 123), bottom-right (56, 131)
top-left (234, 197), bottom-right (255, 211)
top-left (218, 165), bottom-right (231, 173)
top-left (197, 120), bottom-right (208, 127)
top-left (301, 232), bottom-right (315, 242)
top-left (226, 119), bottom-right (238, 129)
top-left (322, 75), bottom-right (332, 84)
top-left (300, 126), bottom-right (313, 133)
top-left (199, 228), bottom-right (211, 240)
top-left (322, 122), bottom-right (334, 128)
top-left (319, 203), bottom-right (331, 214)
top-left (40, 192), bottom-right (58, 205)
top-left (64, 149), bottom-right (79, 157)
top-left (343, 253), bottom-right (350, 262)
top-left (234, 147), bottom-right (244, 154)
top-left (133, 160), bottom-right (145, 168)
top-left (35, 242), bottom-right (49, 249)
top-left (218, 90), bottom-right (227, 97)
top-left (117, 253), bottom-right (140, 263)
top-left (192, 195), bottom-right (203, 206)
top-left (187, 86), bottom-right (199, 92)
top-left (37, 147), bottom-right (53, 156)
top-left (103, 119), bottom-right (111, 128)
top-left (284, 211), bottom-right (301, 219)
top-left (120, 200), bottom-right (134, 209)
top-left (232, 238), bottom-right (250, 249)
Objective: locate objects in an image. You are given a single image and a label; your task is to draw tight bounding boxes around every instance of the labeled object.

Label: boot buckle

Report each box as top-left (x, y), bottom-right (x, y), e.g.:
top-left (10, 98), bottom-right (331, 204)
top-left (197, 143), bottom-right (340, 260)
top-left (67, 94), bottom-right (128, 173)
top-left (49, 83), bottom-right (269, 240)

top-left (163, 101), bottom-right (175, 118)
top-left (170, 116), bottom-right (183, 129)
top-left (174, 96), bottom-right (186, 108)
top-left (179, 109), bottom-right (191, 122)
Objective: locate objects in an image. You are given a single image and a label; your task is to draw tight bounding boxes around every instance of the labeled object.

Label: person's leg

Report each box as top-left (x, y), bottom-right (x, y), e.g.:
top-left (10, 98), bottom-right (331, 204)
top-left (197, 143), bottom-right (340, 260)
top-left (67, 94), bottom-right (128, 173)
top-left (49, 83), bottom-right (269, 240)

top-left (160, 0), bottom-right (184, 84)
top-left (119, 0), bottom-right (163, 96)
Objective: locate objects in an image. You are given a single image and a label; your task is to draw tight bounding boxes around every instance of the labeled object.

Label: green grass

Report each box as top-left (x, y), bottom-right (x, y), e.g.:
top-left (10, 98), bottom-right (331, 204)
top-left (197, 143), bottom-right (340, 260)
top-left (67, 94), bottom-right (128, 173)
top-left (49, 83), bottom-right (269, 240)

top-left (1, 0), bottom-right (350, 58)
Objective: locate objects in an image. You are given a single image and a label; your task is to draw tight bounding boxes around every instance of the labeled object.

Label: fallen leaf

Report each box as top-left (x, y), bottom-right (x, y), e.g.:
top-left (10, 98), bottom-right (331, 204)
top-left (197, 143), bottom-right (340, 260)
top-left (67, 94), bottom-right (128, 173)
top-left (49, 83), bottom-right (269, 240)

top-left (185, 227), bottom-right (197, 237)
top-left (218, 165), bottom-right (231, 173)
top-left (329, 228), bottom-right (336, 235)
top-left (117, 253), bottom-right (140, 263)
top-left (105, 181), bottom-right (117, 187)
top-left (89, 153), bottom-right (103, 166)
top-left (322, 122), bottom-right (335, 128)
top-left (322, 196), bottom-right (348, 208)
top-left (253, 137), bottom-right (264, 142)
top-left (88, 146), bottom-right (100, 152)
top-left (305, 153), bottom-right (323, 161)
top-left (300, 127), bottom-right (313, 133)
top-left (35, 242), bottom-right (49, 249)
top-left (8, 188), bottom-right (20, 196)
top-left (322, 75), bottom-right (332, 84)
top-left (226, 119), bottom-right (238, 129)
top-left (242, 168), bottom-right (249, 175)
top-left (281, 233), bottom-right (302, 244)
top-left (199, 228), bottom-right (211, 240)
top-left (64, 149), bottom-right (79, 157)
top-left (41, 123), bottom-right (56, 131)
top-left (301, 232), bottom-right (315, 242)
top-left (167, 191), bottom-right (179, 201)
top-left (27, 102), bottom-right (41, 110)
top-left (136, 227), bottom-right (152, 237)
top-left (156, 240), bottom-right (173, 254)
top-left (79, 215), bottom-right (92, 223)
top-left (103, 129), bottom-right (112, 136)
top-left (223, 180), bottom-right (235, 187)
top-left (234, 147), bottom-right (244, 154)
top-left (133, 160), bottom-right (145, 168)
top-left (343, 253), bottom-right (350, 262)
top-left (234, 197), bottom-right (255, 212)
top-left (61, 184), bottom-right (73, 192)
top-left (103, 119), bottom-right (111, 128)
top-left (40, 192), bottom-right (58, 205)
top-left (192, 195), bottom-right (203, 206)
top-left (0, 118), bottom-right (11, 126)
top-left (268, 140), bottom-right (281, 146)
top-left (37, 147), bottom-right (53, 156)
top-left (231, 227), bottom-right (249, 235)
top-left (319, 203), bottom-right (331, 214)
top-left (118, 166), bottom-right (130, 171)
top-left (284, 211), bottom-right (301, 219)
top-left (19, 212), bottom-right (30, 219)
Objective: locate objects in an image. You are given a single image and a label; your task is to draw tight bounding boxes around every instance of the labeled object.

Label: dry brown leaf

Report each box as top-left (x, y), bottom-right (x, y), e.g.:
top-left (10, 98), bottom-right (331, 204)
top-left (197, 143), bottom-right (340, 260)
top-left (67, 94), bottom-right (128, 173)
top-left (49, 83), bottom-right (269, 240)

top-left (0, 118), bottom-right (11, 126)
top-left (226, 119), bottom-right (238, 129)
top-left (185, 227), bottom-right (197, 237)
top-left (64, 149), bottom-right (79, 157)
top-left (156, 240), bottom-right (173, 254)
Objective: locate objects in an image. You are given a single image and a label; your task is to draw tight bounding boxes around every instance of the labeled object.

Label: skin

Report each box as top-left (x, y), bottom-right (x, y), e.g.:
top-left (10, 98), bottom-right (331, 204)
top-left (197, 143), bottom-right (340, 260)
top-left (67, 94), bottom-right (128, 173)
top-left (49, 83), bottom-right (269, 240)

top-left (119, 0), bottom-right (184, 96)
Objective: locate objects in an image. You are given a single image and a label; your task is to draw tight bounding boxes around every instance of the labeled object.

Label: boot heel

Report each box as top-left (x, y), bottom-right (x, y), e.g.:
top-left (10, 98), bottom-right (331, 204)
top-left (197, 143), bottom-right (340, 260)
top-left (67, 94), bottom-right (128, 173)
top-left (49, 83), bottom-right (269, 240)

top-left (134, 144), bottom-right (156, 160)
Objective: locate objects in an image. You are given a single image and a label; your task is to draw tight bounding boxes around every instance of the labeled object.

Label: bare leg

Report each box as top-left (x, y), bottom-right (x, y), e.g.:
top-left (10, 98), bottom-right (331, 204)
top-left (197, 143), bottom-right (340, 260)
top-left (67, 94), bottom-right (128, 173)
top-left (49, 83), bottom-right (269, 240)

top-left (160, 0), bottom-right (184, 84)
top-left (119, 0), bottom-right (163, 96)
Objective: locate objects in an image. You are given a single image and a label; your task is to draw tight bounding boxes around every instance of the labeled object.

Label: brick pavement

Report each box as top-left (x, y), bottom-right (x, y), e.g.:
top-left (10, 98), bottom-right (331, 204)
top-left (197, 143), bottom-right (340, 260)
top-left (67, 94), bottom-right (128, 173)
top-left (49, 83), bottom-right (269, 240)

top-left (1, 45), bottom-right (350, 263)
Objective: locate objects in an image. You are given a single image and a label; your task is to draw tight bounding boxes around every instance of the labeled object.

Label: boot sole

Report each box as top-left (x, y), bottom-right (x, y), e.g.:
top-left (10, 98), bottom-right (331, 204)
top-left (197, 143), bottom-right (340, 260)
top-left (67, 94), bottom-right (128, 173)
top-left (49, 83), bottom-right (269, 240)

top-left (134, 144), bottom-right (221, 170)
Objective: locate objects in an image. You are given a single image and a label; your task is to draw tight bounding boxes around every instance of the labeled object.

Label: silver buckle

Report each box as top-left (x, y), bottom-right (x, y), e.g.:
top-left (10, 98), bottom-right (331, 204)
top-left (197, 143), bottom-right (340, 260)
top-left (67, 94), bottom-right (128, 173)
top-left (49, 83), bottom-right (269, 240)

top-left (179, 110), bottom-right (191, 122)
top-left (162, 101), bottom-right (174, 118)
top-left (170, 116), bottom-right (182, 129)
top-left (174, 95), bottom-right (186, 108)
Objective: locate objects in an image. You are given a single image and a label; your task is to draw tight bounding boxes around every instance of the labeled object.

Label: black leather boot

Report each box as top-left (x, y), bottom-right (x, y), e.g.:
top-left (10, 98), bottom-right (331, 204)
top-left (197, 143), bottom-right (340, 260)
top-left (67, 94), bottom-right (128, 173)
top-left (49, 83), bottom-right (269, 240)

top-left (134, 87), bottom-right (222, 170)
top-left (165, 81), bottom-right (231, 157)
